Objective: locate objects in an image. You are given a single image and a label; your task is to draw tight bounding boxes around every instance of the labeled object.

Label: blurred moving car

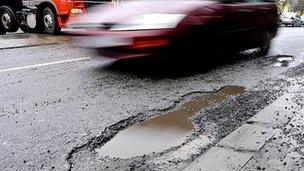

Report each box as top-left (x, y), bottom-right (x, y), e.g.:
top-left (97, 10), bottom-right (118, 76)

top-left (68, 0), bottom-right (279, 60)
top-left (280, 12), bottom-right (302, 27)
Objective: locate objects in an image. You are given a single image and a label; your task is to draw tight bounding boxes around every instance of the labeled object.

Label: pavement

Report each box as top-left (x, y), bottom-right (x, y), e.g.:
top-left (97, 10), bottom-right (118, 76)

top-left (186, 93), bottom-right (304, 171)
top-left (0, 27), bottom-right (304, 170)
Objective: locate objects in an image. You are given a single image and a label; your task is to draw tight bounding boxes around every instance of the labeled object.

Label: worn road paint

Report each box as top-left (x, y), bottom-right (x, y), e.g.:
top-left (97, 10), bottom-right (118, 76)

top-left (0, 57), bottom-right (91, 73)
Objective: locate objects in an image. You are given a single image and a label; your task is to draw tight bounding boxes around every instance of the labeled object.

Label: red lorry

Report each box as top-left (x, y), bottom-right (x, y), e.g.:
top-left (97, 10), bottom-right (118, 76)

top-left (0, 0), bottom-right (111, 34)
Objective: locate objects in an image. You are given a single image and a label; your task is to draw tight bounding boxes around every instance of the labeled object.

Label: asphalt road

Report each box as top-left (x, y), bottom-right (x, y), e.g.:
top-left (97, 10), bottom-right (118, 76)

top-left (1, 27), bottom-right (304, 170)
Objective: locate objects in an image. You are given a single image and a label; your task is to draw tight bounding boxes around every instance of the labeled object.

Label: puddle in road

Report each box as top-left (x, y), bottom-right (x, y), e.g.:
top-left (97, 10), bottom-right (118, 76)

top-left (273, 56), bottom-right (294, 67)
top-left (96, 86), bottom-right (245, 159)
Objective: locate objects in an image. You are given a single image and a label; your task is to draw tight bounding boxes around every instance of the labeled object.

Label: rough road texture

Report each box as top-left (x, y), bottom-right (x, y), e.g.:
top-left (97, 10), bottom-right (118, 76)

top-left (0, 28), bottom-right (304, 170)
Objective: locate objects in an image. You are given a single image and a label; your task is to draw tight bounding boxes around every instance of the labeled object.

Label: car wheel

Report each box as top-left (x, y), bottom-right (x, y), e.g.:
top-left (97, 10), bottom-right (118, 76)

top-left (0, 6), bottom-right (18, 33)
top-left (257, 31), bottom-right (272, 56)
top-left (39, 6), bottom-right (60, 34)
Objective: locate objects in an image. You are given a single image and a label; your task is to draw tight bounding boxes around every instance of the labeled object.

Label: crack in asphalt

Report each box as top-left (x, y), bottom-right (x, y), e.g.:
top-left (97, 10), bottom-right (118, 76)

top-left (246, 121), bottom-right (283, 127)
top-left (216, 144), bottom-right (257, 154)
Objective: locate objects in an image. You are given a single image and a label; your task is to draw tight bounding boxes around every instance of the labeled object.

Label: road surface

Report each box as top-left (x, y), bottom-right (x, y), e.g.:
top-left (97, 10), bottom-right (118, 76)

top-left (1, 27), bottom-right (304, 170)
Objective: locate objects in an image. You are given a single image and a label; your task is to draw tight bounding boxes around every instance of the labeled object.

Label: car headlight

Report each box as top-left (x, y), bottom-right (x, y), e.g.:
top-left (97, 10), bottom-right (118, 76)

top-left (110, 14), bottom-right (186, 31)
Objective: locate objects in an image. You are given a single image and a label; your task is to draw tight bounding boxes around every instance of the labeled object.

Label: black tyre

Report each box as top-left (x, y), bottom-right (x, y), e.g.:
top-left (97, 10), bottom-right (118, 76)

top-left (258, 43), bottom-right (270, 56)
top-left (257, 31), bottom-right (272, 56)
top-left (19, 25), bottom-right (36, 33)
top-left (0, 27), bottom-right (6, 34)
top-left (39, 6), bottom-right (60, 34)
top-left (0, 6), bottom-right (19, 33)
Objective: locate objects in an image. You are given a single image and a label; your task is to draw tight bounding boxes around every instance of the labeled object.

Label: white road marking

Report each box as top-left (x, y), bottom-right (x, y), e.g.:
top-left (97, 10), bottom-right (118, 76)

top-left (0, 57), bottom-right (91, 73)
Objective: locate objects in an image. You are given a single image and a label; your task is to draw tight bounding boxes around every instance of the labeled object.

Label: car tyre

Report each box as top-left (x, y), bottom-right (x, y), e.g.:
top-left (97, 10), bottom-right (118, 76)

top-left (257, 31), bottom-right (272, 56)
top-left (0, 28), bottom-right (6, 34)
top-left (38, 6), bottom-right (61, 34)
top-left (0, 6), bottom-right (19, 33)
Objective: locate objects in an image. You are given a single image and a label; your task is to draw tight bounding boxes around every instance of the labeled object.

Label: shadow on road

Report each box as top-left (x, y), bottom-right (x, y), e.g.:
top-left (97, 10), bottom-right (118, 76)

top-left (100, 51), bottom-right (261, 79)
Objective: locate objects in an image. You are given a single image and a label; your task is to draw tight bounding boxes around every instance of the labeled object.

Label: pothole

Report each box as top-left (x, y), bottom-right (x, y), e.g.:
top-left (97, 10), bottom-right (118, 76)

top-left (272, 56), bottom-right (294, 67)
top-left (95, 86), bottom-right (246, 159)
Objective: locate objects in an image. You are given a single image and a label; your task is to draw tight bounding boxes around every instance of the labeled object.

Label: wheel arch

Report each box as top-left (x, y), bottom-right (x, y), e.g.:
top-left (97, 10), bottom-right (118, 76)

top-left (36, 1), bottom-right (61, 34)
top-left (37, 1), bottom-right (58, 15)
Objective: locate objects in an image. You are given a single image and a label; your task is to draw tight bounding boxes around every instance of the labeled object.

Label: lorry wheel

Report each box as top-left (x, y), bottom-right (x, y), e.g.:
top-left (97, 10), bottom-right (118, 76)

top-left (39, 6), bottom-right (60, 34)
top-left (0, 6), bottom-right (19, 33)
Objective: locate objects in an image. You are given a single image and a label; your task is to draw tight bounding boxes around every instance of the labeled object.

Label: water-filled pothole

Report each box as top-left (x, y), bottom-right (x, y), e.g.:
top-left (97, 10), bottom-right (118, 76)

top-left (96, 86), bottom-right (246, 159)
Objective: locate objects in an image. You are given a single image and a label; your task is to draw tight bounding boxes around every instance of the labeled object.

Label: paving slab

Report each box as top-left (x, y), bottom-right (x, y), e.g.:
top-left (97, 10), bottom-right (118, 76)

top-left (242, 109), bottom-right (304, 170)
top-left (184, 147), bottom-right (253, 171)
top-left (248, 93), bottom-right (299, 126)
top-left (218, 124), bottom-right (278, 151)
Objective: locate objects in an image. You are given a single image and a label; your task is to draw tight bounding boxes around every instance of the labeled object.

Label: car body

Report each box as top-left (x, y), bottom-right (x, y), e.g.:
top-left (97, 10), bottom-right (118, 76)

top-left (280, 12), bottom-right (302, 27)
top-left (68, 0), bottom-right (279, 60)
